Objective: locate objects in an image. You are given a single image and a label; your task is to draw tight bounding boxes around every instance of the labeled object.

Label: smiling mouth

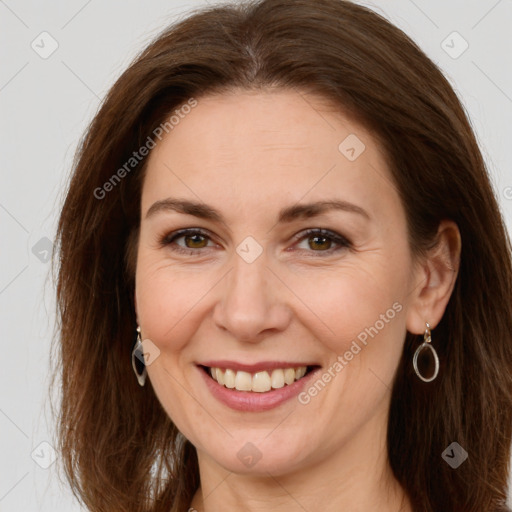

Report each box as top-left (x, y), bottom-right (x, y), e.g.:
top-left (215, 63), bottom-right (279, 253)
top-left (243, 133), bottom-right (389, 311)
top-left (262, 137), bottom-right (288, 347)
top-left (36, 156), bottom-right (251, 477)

top-left (200, 365), bottom-right (318, 393)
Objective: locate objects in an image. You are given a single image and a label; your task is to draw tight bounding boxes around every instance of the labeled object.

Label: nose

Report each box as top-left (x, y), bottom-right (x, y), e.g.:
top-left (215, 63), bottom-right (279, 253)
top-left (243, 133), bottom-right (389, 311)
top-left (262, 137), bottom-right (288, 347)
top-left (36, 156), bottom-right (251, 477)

top-left (212, 249), bottom-right (292, 343)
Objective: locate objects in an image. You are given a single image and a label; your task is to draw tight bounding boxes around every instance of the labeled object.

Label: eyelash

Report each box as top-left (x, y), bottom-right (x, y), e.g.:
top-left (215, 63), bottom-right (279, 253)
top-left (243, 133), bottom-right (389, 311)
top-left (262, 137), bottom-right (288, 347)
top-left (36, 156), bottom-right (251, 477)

top-left (159, 228), bottom-right (351, 257)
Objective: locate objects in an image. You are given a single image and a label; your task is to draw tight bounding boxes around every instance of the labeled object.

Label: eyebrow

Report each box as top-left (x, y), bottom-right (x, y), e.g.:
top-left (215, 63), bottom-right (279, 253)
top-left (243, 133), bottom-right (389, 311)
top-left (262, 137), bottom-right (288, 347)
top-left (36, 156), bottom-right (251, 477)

top-left (145, 197), bottom-right (370, 224)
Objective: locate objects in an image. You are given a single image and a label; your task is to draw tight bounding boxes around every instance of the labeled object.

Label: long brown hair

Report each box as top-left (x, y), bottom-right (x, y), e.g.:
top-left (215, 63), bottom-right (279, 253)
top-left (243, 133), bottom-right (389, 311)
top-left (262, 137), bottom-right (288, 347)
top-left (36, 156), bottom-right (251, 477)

top-left (52, 0), bottom-right (512, 510)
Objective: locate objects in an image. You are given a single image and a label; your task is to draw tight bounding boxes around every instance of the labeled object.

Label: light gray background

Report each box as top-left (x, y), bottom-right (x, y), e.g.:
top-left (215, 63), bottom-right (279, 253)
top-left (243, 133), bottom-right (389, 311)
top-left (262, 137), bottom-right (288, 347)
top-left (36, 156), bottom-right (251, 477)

top-left (1, 0), bottom-right (511, 510)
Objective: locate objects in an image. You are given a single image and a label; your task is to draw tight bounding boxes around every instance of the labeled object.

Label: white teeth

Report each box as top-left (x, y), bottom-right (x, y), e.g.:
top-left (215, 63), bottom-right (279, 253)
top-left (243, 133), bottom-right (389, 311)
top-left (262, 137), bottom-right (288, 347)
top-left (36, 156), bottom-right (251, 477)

top-left (215, 368), bottom-right (225, 385)
top-left (235, 371), bottom-right (253, 391)
top-left (208, 366), bottom-right (309, 392)
top-left (270, 369), bottom-right (285, 389)
top-left (224, 369), bottom-right (236, 389)
top-left (284, 368), bottom-right (295, 385)
top-left (252, 371), bottom-right (271, 392)
top-left (295, 366), bottom-right (307, 379)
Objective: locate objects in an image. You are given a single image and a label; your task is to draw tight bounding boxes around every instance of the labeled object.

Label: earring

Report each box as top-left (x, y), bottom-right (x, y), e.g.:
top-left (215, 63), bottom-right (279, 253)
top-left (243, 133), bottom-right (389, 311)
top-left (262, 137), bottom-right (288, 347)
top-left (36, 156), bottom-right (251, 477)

top-left (131, 326), bottom-right (147, 386)
top-left (413, 322), bottom-right (439, 382)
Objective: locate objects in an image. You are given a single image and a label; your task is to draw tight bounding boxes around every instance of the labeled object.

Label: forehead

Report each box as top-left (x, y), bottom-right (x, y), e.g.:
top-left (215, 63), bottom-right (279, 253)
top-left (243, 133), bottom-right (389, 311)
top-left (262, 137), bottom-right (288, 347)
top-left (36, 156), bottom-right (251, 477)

top-left (141, 89), bottom-right (401, 225)
top-left (151, 89), bottom-right (359, 159)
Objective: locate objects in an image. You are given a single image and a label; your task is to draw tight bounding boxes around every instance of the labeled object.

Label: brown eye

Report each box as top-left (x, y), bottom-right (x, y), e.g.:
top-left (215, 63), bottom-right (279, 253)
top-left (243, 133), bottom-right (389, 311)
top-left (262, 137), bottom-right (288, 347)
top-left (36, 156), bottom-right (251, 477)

top-left (307, 234), bottom-right (332, 251)
top-left (160, 228), bottom-right (215, 255)
top-left (293, 228), bottom-right (351, 255)
top-left (181, 233), bottom-right (208, 249)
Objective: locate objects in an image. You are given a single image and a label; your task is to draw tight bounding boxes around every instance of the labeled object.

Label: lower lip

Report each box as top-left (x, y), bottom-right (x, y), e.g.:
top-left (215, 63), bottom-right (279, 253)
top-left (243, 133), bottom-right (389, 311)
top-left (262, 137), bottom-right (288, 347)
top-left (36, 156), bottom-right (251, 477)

top-left (198, 366), bottom-right (320, 412)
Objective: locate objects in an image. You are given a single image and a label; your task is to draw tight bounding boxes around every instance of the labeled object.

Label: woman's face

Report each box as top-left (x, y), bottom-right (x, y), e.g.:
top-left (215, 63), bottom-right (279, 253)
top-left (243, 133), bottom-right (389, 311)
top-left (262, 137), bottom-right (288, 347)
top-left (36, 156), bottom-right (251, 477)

top-left (135, 89), bottom-right (422, 476)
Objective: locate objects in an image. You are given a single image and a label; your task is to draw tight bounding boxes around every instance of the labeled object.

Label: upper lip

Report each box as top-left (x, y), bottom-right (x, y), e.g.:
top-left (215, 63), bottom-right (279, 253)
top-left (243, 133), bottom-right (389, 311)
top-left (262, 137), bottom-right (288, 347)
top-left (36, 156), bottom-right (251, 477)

top-left (198, 360), bottom-right (320, 373)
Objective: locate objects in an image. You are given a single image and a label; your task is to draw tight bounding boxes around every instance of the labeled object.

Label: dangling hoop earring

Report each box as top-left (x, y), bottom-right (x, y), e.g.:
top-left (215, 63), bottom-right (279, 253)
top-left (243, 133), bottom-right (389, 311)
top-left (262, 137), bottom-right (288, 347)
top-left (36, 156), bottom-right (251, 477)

top-left (131, 326), bottom-right (147, 387)
top-left (413, 322), bottom-right (439, 382)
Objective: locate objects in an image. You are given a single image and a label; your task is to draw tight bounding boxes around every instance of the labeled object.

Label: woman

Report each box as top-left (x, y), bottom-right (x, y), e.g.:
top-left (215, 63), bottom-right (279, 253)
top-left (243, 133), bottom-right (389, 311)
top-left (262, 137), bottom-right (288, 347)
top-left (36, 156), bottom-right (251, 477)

top-left (53, 0), bottom-right (512, 511)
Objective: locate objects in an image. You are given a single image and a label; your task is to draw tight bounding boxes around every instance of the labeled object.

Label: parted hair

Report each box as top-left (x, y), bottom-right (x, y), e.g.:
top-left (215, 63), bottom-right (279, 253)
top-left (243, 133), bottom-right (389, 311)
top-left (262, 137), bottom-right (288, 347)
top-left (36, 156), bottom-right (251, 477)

top-left (52, 0), bottom-right (512, 510)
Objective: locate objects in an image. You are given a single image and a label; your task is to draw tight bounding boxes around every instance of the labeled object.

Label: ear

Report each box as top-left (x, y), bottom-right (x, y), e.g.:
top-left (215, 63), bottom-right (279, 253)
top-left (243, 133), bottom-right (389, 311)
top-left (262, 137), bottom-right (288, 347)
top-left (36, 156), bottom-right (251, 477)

top-left (406, 220), bottom-right (461, 334)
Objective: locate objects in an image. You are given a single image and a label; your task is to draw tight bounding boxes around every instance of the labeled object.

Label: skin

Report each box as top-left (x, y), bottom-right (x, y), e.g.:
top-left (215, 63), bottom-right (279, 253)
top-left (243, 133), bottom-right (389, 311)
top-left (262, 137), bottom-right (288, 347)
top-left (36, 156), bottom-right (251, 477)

top-left (134, 88), bottom-right (461, 512)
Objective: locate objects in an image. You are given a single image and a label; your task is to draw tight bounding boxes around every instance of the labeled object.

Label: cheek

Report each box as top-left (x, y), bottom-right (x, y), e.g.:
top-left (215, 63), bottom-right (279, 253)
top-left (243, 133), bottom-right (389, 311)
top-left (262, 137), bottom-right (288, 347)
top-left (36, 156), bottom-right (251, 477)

top-left (135, 253), bottom-right (217, 352)
top-left (290, 261), bottom-right (407, 357)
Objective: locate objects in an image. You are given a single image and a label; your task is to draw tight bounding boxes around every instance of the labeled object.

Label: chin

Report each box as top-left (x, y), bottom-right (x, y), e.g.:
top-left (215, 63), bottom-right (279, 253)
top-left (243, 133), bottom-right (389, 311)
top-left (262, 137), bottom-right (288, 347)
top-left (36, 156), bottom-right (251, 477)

top-left (196, 429), bottom-right (321, 477)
